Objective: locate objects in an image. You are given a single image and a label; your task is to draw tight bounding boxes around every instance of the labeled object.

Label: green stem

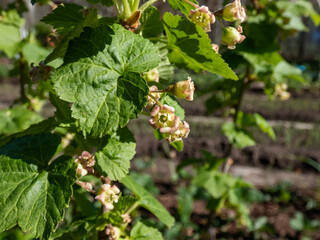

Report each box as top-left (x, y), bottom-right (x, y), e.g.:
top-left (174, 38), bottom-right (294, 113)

top-left (132, 0), bottom-right (140, 13)
top-left (125, 201), bottom-right (140, 215)
top-left (150, 90), bottom-right (166, 93)
top-left (121, 0), bottom-right (132, 19)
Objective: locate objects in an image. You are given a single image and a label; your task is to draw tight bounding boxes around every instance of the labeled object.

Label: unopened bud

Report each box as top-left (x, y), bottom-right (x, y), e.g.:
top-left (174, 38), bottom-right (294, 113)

top-left (146, 86), bottom-right (160, 109)
top-left (212, 43), bottom-right (220, 53)
top-left (121, 213), bottom-right (131, 224)
top-left (167, 77), bottom-right (195, 101)
top-left (216, 0), bottom-right (247, 23)
top-left (105, 224), bottom-right (121, 240)
top-left (189, 6), bottom-right (215, 32)
top-left (221, 26), bottom-right (246, 49)
top-left (144, 68), bottom-right (159, 82)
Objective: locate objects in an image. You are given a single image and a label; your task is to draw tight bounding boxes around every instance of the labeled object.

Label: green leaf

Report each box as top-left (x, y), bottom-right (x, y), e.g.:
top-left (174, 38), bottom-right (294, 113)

top-left (237, 112), bottom-right (275, 140)
top-left (0, 10), bottom-right (23, 58)
top-left (252, 114), bottom-right (276, 140)
top-left (168, 0), bottom-right (198, 17)
top-left (162, 13), bottom-right (238, 80)
top-left (85, 0), bottom-right (113, 7)
top-left (193, 170), bottom-right (234, 198)
top-left (113, 195), bottom-right (138, 213)
top-left (52, 24), bottom-right (160, 137)
top-left (222, 122), bottom-right (255, 149)
top-left (273, 61), bottom-right (304, 83)
top-left (41, 3), bottom-right (83, 35)
top-left (160, 95), bottom-right (185, 120)
top-left (0, 134), bottom-right (77, 239)
top-left (0, 133), bottom-right (61, 168)
top-left (0, 105), bottom-right (42, 136)
top-left (49, 94), bottom-right (73, 123)
top-left (139, 6), bottom-right (163, 38)
top-left (22, 42), bottom-right (51, 64)
top-left (95, 127), bottom-right (136, 181)
top-left (44, 7), bottom-right (99, 63)
top-left (130, 221), bottom-right (163, 240)
top-left (0, 117), bottom-right (58, 147)
top-left (120, 175), bottom-right (175, 228)
top-left (290, 212), bottom-right (305, 231)
top-left (170, 141), bottom-right (184, 152)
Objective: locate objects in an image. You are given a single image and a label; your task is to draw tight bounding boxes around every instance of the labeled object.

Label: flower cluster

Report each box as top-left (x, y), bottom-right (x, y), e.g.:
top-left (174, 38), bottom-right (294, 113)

top-left (275, 83), bottom-right (290, 100)
top-left (187, 0), bottom-right (247, 51)
top-left (147, 78), bottom-right (194, 143)
top-left (95, 184), bottom-right (120, 211)
top-left (75, 151), bottom-right (95, 177)
top-left (189, 6), bottom-right (215, 32)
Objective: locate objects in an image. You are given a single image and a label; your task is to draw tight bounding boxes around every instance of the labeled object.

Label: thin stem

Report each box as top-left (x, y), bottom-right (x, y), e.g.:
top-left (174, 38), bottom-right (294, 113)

top-left (218, 18), bottom-right (224, 28)
top-left (181, 0), bottom-right (199, 9)
top-left (76, 180), bottom-right (97, 194)
top-left (150, 90), bottom-right (166, 93)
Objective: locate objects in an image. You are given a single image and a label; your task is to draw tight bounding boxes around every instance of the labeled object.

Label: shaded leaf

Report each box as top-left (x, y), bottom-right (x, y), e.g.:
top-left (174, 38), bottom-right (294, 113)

top-left (162, 13), bottom-right (238, 80)
top-left (139, 6), bottom-right (163, 38)
top-left (0, 134), bottom-right (77, 239)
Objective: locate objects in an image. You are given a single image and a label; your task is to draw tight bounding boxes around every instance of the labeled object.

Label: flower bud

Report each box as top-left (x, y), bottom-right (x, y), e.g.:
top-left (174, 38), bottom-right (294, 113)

top-left (212, 43), bottom-right (220, 53)
top-left (189, 6), bottom-right (215, 32)
top-left (121, 213), bottom-right (131, 224)
top-left (105, 224), bottom-right (121, 240)
top-left (144, 68), bottom-right (159, 82)
top-left (167, 77), bottom-right (195, 101)
top-left (146, 86), bottom-right (160, 109)
top-left (217, 0), bottom-right (247, 23)
top-left (221, 26), bottom-right (246, 49)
